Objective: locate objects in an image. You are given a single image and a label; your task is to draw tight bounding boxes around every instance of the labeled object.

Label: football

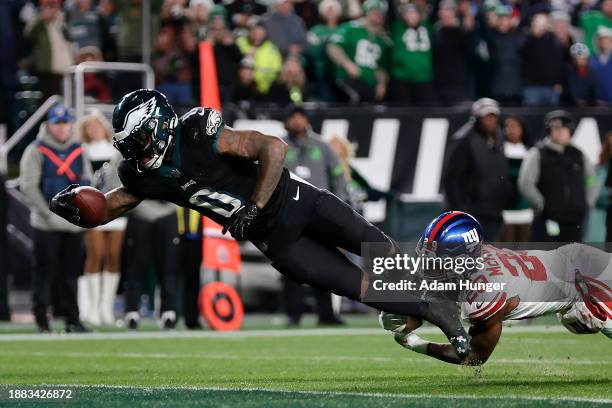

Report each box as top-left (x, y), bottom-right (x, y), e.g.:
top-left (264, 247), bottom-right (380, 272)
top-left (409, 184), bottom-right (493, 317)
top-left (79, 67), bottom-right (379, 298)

top-left (71, 186), bottom-right (107, 228)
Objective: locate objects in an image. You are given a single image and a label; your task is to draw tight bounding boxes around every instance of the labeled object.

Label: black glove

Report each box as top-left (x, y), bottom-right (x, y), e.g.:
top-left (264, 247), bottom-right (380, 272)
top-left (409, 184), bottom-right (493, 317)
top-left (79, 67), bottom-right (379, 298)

top-left (49, 184), bottom-right (81, 226)
top-left (222, 202), bottom-right (260, 241)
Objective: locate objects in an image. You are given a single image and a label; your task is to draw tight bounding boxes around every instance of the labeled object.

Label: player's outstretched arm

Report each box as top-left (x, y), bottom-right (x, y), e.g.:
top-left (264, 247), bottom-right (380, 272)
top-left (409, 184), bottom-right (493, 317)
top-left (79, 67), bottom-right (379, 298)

top-left (50, 184), bottom-right (141, 227)
top-left (102, 186), bottom-right (142, 224)
top-left (395, 298), bottom-right (518, 365)
top-left (216, 127), bottom-right (288, 209)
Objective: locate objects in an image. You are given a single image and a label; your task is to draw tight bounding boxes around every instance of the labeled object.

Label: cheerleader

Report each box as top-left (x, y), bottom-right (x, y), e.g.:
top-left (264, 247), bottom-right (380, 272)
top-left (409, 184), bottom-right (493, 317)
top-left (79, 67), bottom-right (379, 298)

top-left (77, 111), bottom-right (125, 326)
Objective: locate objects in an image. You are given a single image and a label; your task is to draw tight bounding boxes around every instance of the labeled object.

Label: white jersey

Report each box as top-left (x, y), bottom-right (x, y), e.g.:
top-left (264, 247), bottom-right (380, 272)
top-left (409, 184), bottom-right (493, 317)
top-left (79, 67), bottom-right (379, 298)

top-left (462, 244), bottom-right (612, 323)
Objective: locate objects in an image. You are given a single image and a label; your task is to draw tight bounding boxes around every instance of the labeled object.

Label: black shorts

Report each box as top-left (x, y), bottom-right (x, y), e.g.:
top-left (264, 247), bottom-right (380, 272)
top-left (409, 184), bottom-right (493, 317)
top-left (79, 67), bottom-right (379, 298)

top-left (254, 173), bottom-right (394, 300)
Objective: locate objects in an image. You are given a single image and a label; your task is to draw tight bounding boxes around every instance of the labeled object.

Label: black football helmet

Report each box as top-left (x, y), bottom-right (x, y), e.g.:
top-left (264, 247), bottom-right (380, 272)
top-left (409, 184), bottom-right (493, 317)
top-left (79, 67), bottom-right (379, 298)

top-left (112, 89), bottom-right (178, 171)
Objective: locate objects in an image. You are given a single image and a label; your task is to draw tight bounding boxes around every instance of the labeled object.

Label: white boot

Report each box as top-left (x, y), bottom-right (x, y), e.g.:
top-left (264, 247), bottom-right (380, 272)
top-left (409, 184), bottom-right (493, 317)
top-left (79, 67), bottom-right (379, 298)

top-left (100, 271), bottom-right (120, 326)
top-left (77, 275), bottom-right (89, 322)
top-left (85, 273), bottom-right (102, 326)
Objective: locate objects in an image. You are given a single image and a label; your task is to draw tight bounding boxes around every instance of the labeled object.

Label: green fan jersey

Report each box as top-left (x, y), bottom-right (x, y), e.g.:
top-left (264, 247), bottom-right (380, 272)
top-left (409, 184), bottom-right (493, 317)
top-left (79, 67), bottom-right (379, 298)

top-left (390, 21), bottom-right (433, 83)
top-left (329, 20), bottom-right (392, 87)
top-left (307, 24), bottom-right (338, 79)
top-left (580, 11), bottom-right (612, 55)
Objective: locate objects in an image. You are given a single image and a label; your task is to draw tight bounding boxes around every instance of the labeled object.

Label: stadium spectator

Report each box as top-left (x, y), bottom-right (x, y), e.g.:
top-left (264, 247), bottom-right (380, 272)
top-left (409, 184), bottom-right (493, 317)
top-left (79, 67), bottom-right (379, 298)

top-left (176, 208), bottom-right (203, 329)
top-left (281, 106), bottom-right (346, 327)
top-left (115, 0), bottom-right (163, 62)
top-left (207, 19), bottom-right (243, 104)
top-left (236, 22), bottom-right (283, 96)
top-left (431, 0), bottom-right (474, 106)
top-left (306, 0), bottom-right (342, 102)
top-left (389, 3), bottom-right (435, 105)
top-left (19, 104), bottom-right (92, 333)
top-left (66, 0), bottom-right (102, 50)
top-left (233, 56), bottom-right (263, 102)
top-left (579, 0), bottom-right (612, 54)
top-left (551, 10), bottom-right (575, 50)
top-left (442, 98), bottom-right (511, 241)
top-left (77, 112), bottom-right (124, 327)
top-left (98, 0), bottom-right (118, 62)
top-left (486, 5), bottom-right (523, 105)
top-left (75, 46), bottom-right (112, 103)
top-left (566, 42), bottom-right (602, 106)
top-left (124, 200), bottom-right (179, 331)
top-left (225, 0), bottom-right (267, 33)
top-left (584, 131), bottom-right (612, 242)
top-left (293, 0), bottom-right (320, 29)
top-left (590, 26), bottom-right (612, 104)
top-left (518, 110), bottom-right (597, 242)
top-left (520, 13), bottom-right (566, 106)
top-left (263, 0), bottom-right (308, 58)
top-left (152, 23), bottom-right (197, 106)
top-left (25, 0), bottom-right (74, 98)
top-left (327, 0), bottom-right (391, 103)
top-left (186, 0), bottom-right (213, 39)
top-left (500, 115), bottom-right (531, 243)
top-left (266, 56), bottom-right (307, 103)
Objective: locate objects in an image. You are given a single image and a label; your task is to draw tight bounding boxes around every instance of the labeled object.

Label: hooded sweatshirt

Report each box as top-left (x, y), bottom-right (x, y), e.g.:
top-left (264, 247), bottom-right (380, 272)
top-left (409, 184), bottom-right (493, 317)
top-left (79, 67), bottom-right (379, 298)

top-left (20, 123), bottom-right (93, 232)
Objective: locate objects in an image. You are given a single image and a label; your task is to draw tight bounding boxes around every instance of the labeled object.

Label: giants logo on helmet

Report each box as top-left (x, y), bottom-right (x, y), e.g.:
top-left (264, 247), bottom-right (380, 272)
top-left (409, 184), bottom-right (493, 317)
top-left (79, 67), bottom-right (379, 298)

top-left (461, 228), bottom-right (480, 252)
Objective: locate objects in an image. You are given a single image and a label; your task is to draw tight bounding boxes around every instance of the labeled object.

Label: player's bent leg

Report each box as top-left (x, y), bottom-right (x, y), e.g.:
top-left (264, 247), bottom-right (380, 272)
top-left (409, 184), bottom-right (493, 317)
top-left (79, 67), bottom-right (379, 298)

top-left (303, 190), bottom-right (398, 258)
top-left (269, 236), bottom-right (470, 358)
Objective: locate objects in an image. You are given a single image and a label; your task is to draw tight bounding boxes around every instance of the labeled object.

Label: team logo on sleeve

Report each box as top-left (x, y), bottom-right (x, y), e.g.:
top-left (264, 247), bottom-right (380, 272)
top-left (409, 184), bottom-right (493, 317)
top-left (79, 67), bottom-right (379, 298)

top-left (206, 110), bottom-right (222, 136)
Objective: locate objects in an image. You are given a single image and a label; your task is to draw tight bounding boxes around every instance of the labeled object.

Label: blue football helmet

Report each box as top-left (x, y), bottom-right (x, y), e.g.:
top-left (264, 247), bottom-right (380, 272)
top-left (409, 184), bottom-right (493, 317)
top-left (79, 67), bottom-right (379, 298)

top-left (416, 211), bottom-right (484, 260)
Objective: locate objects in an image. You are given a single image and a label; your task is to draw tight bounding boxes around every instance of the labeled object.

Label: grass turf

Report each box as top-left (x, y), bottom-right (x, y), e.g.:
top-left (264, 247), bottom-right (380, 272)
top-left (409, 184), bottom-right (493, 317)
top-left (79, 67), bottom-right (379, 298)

top-left (0, 321), bottom-right (610, 407)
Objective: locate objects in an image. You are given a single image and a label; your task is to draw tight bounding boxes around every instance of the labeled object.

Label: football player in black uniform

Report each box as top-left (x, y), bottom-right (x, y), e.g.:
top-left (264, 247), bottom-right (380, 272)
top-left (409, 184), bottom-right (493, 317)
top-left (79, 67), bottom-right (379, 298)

top-left (50, 89), bottom-right (470, 358)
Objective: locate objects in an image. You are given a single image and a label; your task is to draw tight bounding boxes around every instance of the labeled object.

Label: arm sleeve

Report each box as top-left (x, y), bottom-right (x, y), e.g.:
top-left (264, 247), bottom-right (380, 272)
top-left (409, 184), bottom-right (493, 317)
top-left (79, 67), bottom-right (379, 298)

top-left (517, 147), bottom-right (545, 211)
top-left (19, 144), bottom-right (53, 218)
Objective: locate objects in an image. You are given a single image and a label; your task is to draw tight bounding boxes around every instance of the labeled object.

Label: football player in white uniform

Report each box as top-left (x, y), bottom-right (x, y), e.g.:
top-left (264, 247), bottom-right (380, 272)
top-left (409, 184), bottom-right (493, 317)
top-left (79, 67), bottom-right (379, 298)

top-left (380, 213), bottom-right (612, 365)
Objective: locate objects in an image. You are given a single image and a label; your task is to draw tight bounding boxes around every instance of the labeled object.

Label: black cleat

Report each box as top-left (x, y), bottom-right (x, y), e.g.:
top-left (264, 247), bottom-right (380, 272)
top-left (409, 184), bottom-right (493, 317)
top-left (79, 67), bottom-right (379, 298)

top-left (35, 315), bottom-right (51, 334)
top-left (422, 299), bottom-right (470, 360)
top-left (185, 321), bottom-right (203, 330)
top-left (65, 321), bottom-right (91, 333)
top-left (318, 316), bottom-right (346, 326)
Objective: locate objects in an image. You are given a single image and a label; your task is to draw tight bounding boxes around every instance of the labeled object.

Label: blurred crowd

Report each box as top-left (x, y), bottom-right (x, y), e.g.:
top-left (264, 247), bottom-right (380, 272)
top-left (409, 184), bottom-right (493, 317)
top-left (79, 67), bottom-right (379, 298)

top-left (1, 0), bottom-right (612, 114)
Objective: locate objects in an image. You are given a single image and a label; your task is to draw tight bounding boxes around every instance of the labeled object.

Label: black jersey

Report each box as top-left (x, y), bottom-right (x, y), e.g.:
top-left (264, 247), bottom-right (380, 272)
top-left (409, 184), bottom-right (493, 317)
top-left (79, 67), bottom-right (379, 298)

top-left (118, 107), bottom-right (289, 239)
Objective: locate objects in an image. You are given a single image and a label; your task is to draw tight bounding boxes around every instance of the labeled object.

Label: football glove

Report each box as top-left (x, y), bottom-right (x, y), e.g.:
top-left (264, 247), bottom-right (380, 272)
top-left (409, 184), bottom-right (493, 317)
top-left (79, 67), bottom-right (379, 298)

top-left (222, 202), bottom-right (259, 241)
top-left (394, 332), bottom-right (429, 355)
top-left (558, 302), bottom-right (606, 334)
top-left (49, 184), bottom-right (81, 226)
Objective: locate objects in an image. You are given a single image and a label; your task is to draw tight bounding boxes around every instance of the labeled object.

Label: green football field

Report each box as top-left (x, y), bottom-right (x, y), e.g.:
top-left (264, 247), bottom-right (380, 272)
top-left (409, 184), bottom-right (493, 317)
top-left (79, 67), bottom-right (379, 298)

top-left (0, 318), bottom-right (610, 407)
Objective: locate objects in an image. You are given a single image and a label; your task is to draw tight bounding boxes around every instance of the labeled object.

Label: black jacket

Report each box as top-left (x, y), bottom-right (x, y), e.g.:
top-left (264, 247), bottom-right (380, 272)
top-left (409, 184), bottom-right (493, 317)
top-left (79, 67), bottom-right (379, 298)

top-left (443, 120), bottom-right (511, 220)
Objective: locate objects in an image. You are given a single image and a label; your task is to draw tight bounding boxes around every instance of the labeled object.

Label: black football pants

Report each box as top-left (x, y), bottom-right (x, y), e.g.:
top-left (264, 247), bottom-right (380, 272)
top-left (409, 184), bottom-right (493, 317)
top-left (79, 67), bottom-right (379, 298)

top-left (124, 214), bottom-right (179, 314)
top-left (32, 229), bottom-right (83, 325)
top-left (258, 177), bottom-right (469, 351)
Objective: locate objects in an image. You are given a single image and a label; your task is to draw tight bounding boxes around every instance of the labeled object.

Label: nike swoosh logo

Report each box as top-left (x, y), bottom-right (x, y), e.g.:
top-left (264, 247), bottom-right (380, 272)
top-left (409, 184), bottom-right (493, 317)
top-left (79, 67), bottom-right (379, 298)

top-left (292, 186), bottom-right (300, 201)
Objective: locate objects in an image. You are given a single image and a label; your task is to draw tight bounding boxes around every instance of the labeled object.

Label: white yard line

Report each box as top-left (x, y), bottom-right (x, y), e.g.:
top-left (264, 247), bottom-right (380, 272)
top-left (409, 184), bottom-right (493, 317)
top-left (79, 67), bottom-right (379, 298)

top-left (0, 350), bottom-right (609, 366)
top-left (0, 325), bottom-right (573, 342)
top-left (6, 384), bottom-right (610, 405)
